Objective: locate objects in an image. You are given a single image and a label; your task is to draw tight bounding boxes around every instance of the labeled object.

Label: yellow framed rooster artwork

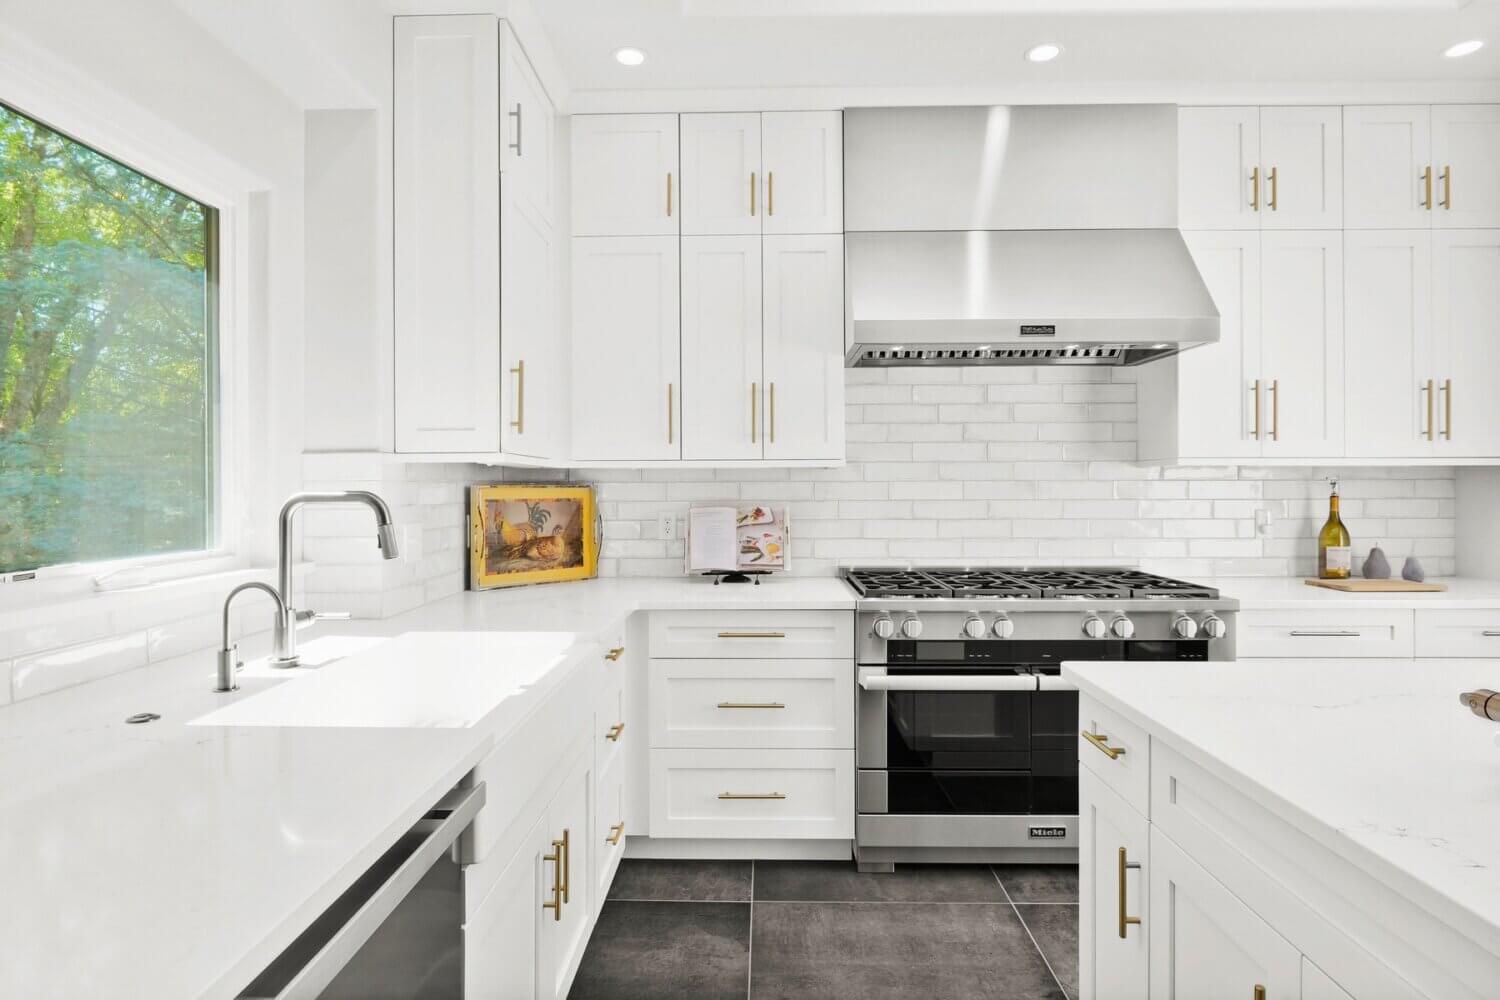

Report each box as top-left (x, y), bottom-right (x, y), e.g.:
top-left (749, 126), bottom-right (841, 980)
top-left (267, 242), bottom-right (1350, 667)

top-left (468, 484), bottom-right (600, 590)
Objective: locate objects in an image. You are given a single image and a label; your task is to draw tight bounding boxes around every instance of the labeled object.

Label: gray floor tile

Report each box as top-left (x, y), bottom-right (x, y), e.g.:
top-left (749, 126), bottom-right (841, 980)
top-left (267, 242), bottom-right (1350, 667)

top-left (753, 861), bottom-right (1008, 903)
top-left (568, 901), bottom-right (749, 1000)
top-left (994, 864), bottom-right (1079, 903)
top-left (1017, 904), bottom-right (1079, 1000)
top-left (750, 901), bottom-right (1066, 1000)
top-left (606, 859), bottom-right (753, 901)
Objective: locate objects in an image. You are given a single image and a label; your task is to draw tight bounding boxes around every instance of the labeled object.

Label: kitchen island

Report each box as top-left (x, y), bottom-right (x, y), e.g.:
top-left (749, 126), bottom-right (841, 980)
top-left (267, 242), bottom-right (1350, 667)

top-left (1065, 656), bottom-right (1500, 1000)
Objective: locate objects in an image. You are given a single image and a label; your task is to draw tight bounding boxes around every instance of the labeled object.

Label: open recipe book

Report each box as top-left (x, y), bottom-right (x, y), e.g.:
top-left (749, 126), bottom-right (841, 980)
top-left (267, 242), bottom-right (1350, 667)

top-left (686, 504), bottom-right (790, 574)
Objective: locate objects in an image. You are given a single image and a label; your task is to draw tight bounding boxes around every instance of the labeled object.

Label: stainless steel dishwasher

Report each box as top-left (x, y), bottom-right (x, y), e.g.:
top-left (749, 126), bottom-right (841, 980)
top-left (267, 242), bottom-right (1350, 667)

top-left (238, 783), bottom-right (484, 1000)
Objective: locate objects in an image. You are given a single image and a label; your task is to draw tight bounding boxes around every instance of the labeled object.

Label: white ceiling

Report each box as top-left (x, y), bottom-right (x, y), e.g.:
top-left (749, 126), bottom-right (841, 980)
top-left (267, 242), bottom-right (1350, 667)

top-left (537, 0), bottom-right (1500, 109)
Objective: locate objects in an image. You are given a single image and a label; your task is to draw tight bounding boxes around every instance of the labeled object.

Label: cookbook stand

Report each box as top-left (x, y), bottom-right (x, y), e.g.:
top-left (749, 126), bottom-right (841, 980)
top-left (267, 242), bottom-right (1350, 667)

top-left (702, 570), bottom-right (771, 585)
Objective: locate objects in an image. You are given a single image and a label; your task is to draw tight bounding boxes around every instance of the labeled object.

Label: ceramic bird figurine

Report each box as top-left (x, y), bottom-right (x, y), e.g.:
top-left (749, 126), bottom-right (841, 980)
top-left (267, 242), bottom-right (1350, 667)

top-left (1362, 544), bottom-right (1391, 580)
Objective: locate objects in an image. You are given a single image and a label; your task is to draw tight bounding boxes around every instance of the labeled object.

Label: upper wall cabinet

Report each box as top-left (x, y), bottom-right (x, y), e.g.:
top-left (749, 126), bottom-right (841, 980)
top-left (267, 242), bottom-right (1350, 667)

top-left (394, 16), bottom-right (561, 460)
top-left (571, 115), bottom-right (680, 237)
top-left (680, 112), bottom-right (843, 237)
top-left (761, 112), bottom-right (843, 235)
top-left (1179, 107), bottom-right (1342, 230)
top-left (1345, 105), bottom-right (1500, 228)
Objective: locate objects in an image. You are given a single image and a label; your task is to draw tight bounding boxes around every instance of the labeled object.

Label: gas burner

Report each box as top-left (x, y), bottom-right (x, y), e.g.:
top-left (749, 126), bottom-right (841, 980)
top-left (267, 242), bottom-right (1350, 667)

top-left (843, 569), bottom-right (950, 600)
top-left (841, 566), bottom-right (1221, 601)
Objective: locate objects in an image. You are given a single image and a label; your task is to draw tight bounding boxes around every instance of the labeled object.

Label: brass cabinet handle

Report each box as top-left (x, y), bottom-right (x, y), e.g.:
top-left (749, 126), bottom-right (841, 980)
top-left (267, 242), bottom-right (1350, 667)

top-left (607, 822), bottom-right (625, 845)
top-left (605, 646), bottom-right (625, 662)
top-left (717, 630), bottom-right (785, 638)
top-left (1250, 166), bottom-right (1260, 211)
top-left (510, 359), bottom-right (525, 433)
top-left (1422, 165), bottom-right (1433, 210)
top-left (751, 382), bottom-right (758, 444)
top-left (1270, 379), bottom-right (1279, 441)
top-left (1289, 629), bottom-right (1360, 637)
top-left (1442, 378), bottom-right (1452, 440)
top-left (542, 837), bottom-right (564, 920)
top-left (508, 103), bottom-right (522, 156)
top-left (769, 382), bottom-right (777, 444)
top-left (750, 171), bottom-right (757, 217)
top-left (560, 827), bottom-right (571, 903)
top-left (667, 172), bottom-right (673, 216)
top-left (606, 722), bottom-right (625, 741)
top-left (1254, 987), bottom-right (1266, 1000)
top-left (719, 792), bottom-right (786, 800)
top-left (767, 171), bottom-right (774, 216)
top-left (1423, 379), bottom-right (1435, 441)
top-left (1082, 730), bottom-right (1126, 760)
top-left (667, 383), bottom-right (674, 445)
top-left (717, 701), bottom-right (786, 709)
top-left (1441, 165), bottom-right (1451, 210)
top-left (1250, 379), bottom-right (1261, 439)
top-left (1118, 847), bottom-right (1142, 939)
top-left (1268, 165), bottom-right (1278, 211)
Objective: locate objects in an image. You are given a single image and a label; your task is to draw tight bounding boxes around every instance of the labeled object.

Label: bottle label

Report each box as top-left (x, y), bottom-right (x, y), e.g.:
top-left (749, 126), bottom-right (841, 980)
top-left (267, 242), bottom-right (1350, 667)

top-left (1325, 547), bottom-right (1352, 573)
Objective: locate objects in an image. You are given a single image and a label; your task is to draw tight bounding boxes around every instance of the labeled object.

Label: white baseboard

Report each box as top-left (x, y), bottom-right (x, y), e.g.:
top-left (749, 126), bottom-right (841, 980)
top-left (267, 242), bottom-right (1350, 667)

top-left (623, 836), bottom-right (853, 862)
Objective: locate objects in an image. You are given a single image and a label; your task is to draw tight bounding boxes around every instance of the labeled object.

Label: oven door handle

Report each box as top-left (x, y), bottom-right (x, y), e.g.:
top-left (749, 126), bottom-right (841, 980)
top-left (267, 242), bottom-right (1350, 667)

top-left (1036, 675), bottom-right (1078, 692)
top-left (858, 674), bottom-right (1039, 692)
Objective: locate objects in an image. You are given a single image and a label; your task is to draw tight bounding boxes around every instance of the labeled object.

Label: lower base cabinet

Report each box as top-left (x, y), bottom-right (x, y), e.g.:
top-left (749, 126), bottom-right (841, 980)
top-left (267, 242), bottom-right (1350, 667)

top-left (1078, 767), bottom-right (1149, 1000)
top-left (465, 814), bottom-right (548, 998)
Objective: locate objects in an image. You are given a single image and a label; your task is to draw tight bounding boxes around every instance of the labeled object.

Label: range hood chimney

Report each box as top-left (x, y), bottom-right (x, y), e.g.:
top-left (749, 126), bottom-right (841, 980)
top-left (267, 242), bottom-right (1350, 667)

top-left (842, 105), bottom-right (1219, 367)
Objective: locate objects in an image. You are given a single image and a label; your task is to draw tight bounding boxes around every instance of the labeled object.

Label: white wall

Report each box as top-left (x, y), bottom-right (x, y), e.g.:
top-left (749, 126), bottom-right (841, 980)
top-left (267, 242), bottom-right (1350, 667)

top-left (1457, 468), bottom-right (1500, 580)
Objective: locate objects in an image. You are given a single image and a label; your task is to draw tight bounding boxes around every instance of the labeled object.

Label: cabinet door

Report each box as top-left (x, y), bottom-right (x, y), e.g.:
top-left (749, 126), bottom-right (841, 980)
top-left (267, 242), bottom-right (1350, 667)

top-left (500, 23), bottom-right (554, 226)
top-left (1303, 958), bottom-right (1357, 1000)
top-left (1259, 107), bottom-right (1342, 229)
top-left (681, 236), bottom-right (763, 460)
top-left (681, 113), bottom-right (761, 236)
top-left (571, 114), bottom-right (679, 236)
top-left (762, 235), bottom-right (846, 461)
top-left (1259, 230), bottom-right (1344, 458)
top-left (1432, 230), bottom-right (1500, 457)
top-left (1147, 827), bottom-right (1301, 1000)
top-left (1431, 105), bottom-right (1500, 228)
top-left (1178, 231), bottom-right (1264, 459)
top-left (762, 111), bottom-right (844, 235)
top-left (1344, 230), bottom-right (1436, 458)
top-left (1344, 105), bottom-right (1433, 229)
top-left (500, 178), bottom-right (559, 459)
top-left (1179, 108), bottom-right (1260, 230)
top-left (464, 813), bottom-right (547, 1000)
top-left (540, 749), bottom-right (594, 1000)
top-left (393, 15), bottom-right (501, 454)
top-left (1079, 768), bottom-right (1149, 1000)
top-left (571, 236), bottom-right (681, 461)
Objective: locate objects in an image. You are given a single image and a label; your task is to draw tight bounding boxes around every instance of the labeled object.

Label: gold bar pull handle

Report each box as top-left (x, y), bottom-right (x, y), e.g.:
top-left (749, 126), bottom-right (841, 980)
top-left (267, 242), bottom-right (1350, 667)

top-left (1254, 988), bottom-right (1266, 1000)
top-left (719, 792), bottom-right (787, 800)
top-left (751, 382), bottom-right (758, 444)
top-left (1442, 377), bottom-right (1453, 440)
top-left (542, 838), bottom-right (564, 920)
top-left (717, 701), bottom-right (787, 709)
top-left (560, 828), bottom-right (571, 903)
top-left (510, 359), bottom-right (525, 433)
top-left (606, 722), bottom-right (625, 742)
top-left (717, 630), bottom-right (786, 639)
top-left (1082, 730), bottom-right (1126, 760)
top-left (667, 383), bottom-right (674, 445)
top-left (1270, 379), bottom-right (1280, 441)
top-left (767, 171), bottom-right (774, 216)
top-left (1441, 165), bottom-right (1451, 210)
top-left (1250, 165), bottom-right (1260, 211)
top-left (750, 171), bottom-right (757, 217)
top-left (607, 822), bottom-right (625, 846)
top-left (1268, 166), bottom-right (1278, 211)
top-left (667, 172), bottom-right (673, 217)
top-left (1422, 165), bottom-right (1433, 210)
top-left (1422, 379), bottom-right (1435, 441)
top-left (605, 646), bottom-right (625, 662)
top-left (1118, 847), bottom-right (1142, 939)
top-left (1250, 379), bottom-right (1261, 440)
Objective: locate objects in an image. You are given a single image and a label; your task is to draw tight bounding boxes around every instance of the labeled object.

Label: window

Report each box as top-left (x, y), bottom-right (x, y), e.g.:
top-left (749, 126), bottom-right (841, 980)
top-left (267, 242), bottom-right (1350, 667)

top-left (0, 101), bottom-right (217, 574)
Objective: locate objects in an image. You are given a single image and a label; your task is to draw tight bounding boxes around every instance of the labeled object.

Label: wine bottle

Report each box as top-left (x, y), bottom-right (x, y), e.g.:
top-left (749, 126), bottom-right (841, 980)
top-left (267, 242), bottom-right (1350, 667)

top-left (1318, 478), bottom-right (1352, 579)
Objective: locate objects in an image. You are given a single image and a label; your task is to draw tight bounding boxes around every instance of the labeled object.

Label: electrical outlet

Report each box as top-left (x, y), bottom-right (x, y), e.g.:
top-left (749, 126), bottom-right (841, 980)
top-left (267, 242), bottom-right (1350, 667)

top-left (1255, 507), bottom-right (1274, 537)
top-left (658, 513), bottom-right (676, 540)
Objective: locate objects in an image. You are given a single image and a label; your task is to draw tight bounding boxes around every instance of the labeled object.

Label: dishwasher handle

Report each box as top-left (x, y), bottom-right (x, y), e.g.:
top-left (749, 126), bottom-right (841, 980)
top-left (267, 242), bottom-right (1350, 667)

top-left (239, 782), bottom-right (485, 1000)
top-left (858, 674), bottom-right (1040, 692)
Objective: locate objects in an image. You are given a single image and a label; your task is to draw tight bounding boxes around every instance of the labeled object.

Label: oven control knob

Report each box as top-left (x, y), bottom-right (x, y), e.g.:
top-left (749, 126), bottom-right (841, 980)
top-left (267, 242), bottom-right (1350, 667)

top-left (991, 614), bottom-right (1015, 639)
top-left (900, 616), bottom-right (924, 639)
top-left (1171, 613), bottom-right (1199, 639)
top-left (1201, 614), bottom-right (1227, 640)
top-left (1110, 614), bottom-right (1135, 640)
top-left (961, 615), bottom-right (986, 639)
top-left (1081, 614), bottom-right (1107, 639)
top-left (871, 615), bottom-right (895, 640)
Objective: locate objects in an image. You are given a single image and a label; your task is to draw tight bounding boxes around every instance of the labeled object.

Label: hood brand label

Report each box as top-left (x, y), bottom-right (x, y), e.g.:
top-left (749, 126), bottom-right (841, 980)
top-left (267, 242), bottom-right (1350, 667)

top-left (1028, 826), bottom-right (1068, 840)
top-left (1019, 324), bottom-right (1056, 337)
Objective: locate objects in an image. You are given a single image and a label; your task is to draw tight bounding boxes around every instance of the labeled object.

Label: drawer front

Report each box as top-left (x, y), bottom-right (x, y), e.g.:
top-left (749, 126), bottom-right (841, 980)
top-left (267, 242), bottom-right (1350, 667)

top-left (649, 610), bottom-right (853, 659)
top-left (649, 748), bottom-right (854, 839)
top-left (1415, 609), bottom-right (1500, 657)
top-left (649, 658), bottom-right (853, 749)
top-left (1237, 608), bottom-right (1413, 658)
top-left (594, 754), bottom-right (627, 915)
top-left (597, 680), bottom-right (628, 776)
top-left (1078, 694), bottom-right (1151, 819)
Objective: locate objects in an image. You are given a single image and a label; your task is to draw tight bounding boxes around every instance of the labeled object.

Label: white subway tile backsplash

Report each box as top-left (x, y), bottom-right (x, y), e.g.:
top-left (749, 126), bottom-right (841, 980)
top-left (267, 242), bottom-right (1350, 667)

top-left (12, 632), bottom-right (149, 700)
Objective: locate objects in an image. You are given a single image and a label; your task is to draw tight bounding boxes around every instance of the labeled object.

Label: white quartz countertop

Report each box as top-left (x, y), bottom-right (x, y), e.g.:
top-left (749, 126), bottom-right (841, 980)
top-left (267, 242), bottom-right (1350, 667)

top-left (1063, 656), bottom-right (1500, 955)
top-left (1204, 575), bottom-right (1500, 610)
top-left (0, 574), bottom-right (854, 999)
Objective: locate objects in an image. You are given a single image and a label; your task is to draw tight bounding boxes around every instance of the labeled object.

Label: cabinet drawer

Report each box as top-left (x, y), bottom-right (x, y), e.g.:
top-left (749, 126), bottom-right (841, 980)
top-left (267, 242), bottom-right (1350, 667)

top-left (596, 681), bottom-right (628, 776)
top-left (1079, 695), bottom-right (1151, 819)
top-left (649, 658), bottom-right (853, 749)
top-left (1415, 609), bottom-right (1500, 657)
top-left (595, 754), bottom-right (627, 915)
top-left (649, 748), bottom-right (854, 839)
top-left (649, 610), bottom-right (853, 659)
top-left (1236, 608), bottom-right (1413, 658)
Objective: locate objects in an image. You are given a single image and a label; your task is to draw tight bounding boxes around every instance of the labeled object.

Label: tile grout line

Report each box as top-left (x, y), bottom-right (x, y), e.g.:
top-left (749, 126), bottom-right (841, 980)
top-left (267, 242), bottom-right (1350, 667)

top-left (746, 859), bottom-right (755, 1000)
top-left (993, 866), bottom-right (1072, 1000)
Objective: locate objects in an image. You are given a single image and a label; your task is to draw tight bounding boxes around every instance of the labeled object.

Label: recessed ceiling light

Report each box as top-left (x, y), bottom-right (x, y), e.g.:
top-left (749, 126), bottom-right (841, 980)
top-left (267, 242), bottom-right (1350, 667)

top-left (1025, 43), bottom-right (1062, 63)
top-left (614, 47), bottom-right (647, 66)
top-left (1444, 39), bottom-right (1484, 59)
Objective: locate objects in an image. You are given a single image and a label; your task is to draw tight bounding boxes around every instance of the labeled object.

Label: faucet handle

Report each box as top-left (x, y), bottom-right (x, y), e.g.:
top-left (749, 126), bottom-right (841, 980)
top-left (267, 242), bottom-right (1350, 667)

top-left (294, 608), bottom-right (352, 628)
top-left (215, 644), bottom-right (242, 693)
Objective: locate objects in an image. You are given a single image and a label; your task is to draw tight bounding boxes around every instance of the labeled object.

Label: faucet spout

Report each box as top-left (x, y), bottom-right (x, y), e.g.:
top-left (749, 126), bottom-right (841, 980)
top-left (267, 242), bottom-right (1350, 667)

top-left (216, 581), bottom-right (286, 692)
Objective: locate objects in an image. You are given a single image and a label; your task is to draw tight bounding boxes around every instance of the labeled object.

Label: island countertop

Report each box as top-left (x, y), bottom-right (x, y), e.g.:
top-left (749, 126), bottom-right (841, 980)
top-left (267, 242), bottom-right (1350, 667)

top-left (1062, 656), bottom-right (1500, 959)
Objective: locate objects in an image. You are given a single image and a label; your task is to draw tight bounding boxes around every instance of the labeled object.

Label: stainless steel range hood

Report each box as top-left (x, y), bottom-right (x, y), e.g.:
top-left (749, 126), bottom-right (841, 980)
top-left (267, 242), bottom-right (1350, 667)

top-left (843, 105), bottom-right (1219, 367)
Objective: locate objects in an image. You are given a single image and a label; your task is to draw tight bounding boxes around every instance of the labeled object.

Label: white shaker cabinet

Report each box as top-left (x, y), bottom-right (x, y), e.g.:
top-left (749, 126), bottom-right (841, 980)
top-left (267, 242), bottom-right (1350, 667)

top-left (1179, 107), bottom-right (1341, 230)
top-left (502, 30), bottom-right (554, 227)
top-left (761, 111), bottom-right (844, 235)
top-left (1432, 230), bottom-right (1500, 457)
top-left (762, 235), bottom-right (846, 461)
top-left (464, 815), bottom-right (548, 999)
top-left (680, 113), bottom-right (761, 237)
top-left (1078, 767), bottom-right (1149, 1000)
top-left (1431, 106), bottom-right (1500, 229)
top-left (1258, 107), bottom-right (1343, 230)
top-left (1258, 230), bottom-right (1344, 458)
top-left (571, 236), bottom-right (681, 462)
top-left (681, 235), bottom-right (763, 460)
top-left (571, 115), bottom-right (679, 237)
top-left (501, 180), bottom-right (560, 459)
top-left (1178, 107), bottom-right (1260, 230)
top-left (1344, 106), bottom-right (1434, 228)
top-left (539, 750), bottom-right (594, 1000)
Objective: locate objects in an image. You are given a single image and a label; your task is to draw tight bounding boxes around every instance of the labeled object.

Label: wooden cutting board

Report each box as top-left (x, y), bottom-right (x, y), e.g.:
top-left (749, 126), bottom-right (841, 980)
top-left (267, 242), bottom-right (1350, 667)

top-left (1304, 578), bottom-right (1448, 593)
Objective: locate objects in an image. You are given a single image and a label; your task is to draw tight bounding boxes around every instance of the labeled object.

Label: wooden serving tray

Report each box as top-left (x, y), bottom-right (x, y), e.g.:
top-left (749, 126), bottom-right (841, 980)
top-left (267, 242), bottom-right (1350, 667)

top-left (1304, 578), bottom-right (1448, 593)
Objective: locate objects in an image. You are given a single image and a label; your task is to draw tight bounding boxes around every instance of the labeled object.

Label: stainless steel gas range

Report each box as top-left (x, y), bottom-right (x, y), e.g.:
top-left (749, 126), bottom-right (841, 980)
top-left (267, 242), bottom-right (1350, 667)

top-left (845, 567), bottom-right (1239, 872)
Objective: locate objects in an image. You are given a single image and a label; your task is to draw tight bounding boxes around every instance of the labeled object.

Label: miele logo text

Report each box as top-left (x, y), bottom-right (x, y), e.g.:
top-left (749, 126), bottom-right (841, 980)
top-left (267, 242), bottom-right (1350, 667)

top-left (1019, 325), bottom-right (1056, 337)
top-left (1028, 826), bottom-right (1068, 839)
